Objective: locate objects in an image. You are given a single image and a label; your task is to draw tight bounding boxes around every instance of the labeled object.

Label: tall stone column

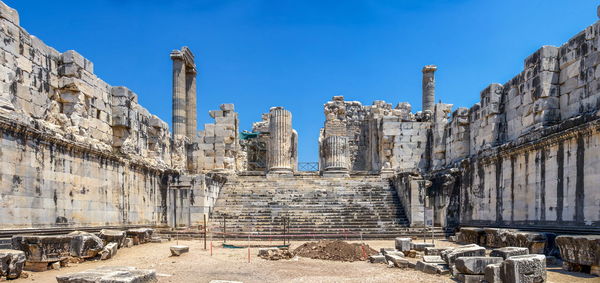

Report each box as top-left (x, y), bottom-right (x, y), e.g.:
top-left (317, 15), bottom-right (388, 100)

top-left (422, 65), bottom-right (437, 113)
top-left (185, 69), bottom-right (197, 139)
top-left (170, 51), bottom-right (187, 137)
top-left (322, 136), bottom-right (349, 176)
top-left (267, 107), bottom-right (293, 174)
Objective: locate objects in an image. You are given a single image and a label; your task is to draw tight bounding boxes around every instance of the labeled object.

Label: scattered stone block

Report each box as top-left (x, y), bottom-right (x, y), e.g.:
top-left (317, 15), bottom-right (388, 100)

top-left (555, 235), bottom-right (600, 268)
top-left (455, 256), bottom-right (503, 275)
top-left (416, 261), bottom-right (450, 275)
top-left (150, 237), bottom-right (167, 243)
top-left (68, 231), bottom-right (104, 258)
top-left (411, 242), bottom-right (435, 251)
top-left (458, 227), bottom-right (485, 245)
top-left (100, 242), bottom-right (118, 260)
top-left (484, 228), bottom-right (512, 248)
top-left (424, 247), bottom-right (451, 255)
top-left (490, 247), bottom-right (529, 260)
top-left (455, 273), bottom-right (485, 283)
top-left (423, 255), bottom-right (444, 264)
top-left (484, 263), bottom-right (503, 283)
top-left (441, 244), bottom-right (486, 265)
top-left (56, 266), bottom-right (157, 283)
top-left (127, 228), bottom-right (154, 244)
top-left (385, 254), bottom-right (409, 268)
top-left (24, 262), bottom-right (48, 272)
top-left (124, 238), bottom-right (134, 248)
top-left (502, 254), bottom-right (546, 283)
top-left (51, 262), bottom-right (61, 270)
top-left (0, 249), bottom-right (25, 279)
top-left (11, 235), bottom-right (72, 263)
top-left (449, 235), bottom-right (458, 242)
top-left (170, 245), bottom-right (189, 256)
top-left (368, 254), bottom-right (386, 264)
top-left (395, 237), bottom-right (412, 251)
top-left (99, 229), bottom-right (127, 248)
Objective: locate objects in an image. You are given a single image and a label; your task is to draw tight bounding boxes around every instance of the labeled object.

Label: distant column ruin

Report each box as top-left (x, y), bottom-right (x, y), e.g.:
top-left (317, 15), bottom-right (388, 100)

top-left (170, 47), bottom-right (197, 139)
top-left (267, 107), bottom-right (293, 174)
top-left (422, 65), bottom-right (437, 113)
top-left (322, 136), bottom-right (349, 176)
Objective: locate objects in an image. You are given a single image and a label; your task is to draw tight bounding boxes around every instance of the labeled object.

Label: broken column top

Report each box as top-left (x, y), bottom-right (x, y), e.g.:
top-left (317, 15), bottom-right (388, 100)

top-left (422, 65), bottom-right (437, 73)
top-left (170, 46), bottom-right (196, 71)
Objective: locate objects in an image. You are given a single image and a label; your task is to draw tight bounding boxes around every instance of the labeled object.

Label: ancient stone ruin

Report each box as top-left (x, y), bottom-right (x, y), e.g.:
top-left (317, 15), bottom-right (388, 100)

top-left (0, 0), bottom-right (599, 281)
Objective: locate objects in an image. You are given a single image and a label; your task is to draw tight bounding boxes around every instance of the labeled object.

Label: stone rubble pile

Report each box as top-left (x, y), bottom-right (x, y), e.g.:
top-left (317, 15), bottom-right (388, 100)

top-left (6, 228), bottom-right (158, 279)
top-left (369, 237), bottom-right (549, 283)
top-left (258, 247), bottom-right (294, 260)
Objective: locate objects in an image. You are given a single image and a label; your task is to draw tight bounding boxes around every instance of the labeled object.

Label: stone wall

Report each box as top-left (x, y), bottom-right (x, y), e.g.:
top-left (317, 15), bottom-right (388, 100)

top-left (0, 1), bottom-right (179, 229)
top-left (427, 14), bottom-right (600, 229)
top-left (191, 104), bottom-right (239, 173)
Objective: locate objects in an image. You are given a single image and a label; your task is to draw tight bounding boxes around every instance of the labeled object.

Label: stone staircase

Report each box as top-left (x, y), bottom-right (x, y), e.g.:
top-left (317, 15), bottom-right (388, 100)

top-left (210, 174), bottom-right (444, 239)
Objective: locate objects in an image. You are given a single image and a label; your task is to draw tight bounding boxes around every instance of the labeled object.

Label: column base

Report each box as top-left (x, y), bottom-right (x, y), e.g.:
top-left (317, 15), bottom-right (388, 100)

top-left (267, 167), bottom-right (293, 178)
top-left (321, 169), bottom-right (349, 178)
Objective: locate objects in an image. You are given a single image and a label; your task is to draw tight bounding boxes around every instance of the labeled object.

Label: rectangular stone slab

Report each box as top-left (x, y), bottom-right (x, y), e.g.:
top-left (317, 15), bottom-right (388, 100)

top-left (56, 266), bottom-right (157, 283)
top-left (11, 235), bottom-right (72, 263)
top-left (555, 235), bottom-right (600, 266)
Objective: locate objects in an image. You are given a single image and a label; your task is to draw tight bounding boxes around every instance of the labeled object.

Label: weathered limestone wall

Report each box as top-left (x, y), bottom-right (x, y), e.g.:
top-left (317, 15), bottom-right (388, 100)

top-left (0, 119), bottom-right (168, 228)
top-left (428, 14), bottom-right (600, 229)
top-left (0, 1), bottom-right (179, 229)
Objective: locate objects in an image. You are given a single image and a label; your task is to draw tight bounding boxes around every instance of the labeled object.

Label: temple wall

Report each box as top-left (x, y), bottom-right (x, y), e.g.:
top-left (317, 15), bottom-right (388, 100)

top-left (0, 2), bottom-right (179, 229)
top-left (457, 126), bottom-right (600, 227)
top-left (0, 122), bottom-right (169, 229)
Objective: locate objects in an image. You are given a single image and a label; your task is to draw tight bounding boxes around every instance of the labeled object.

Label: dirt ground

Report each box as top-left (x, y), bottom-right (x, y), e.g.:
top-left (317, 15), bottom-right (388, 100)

top-left (11, 239), bottom-right (600, 283)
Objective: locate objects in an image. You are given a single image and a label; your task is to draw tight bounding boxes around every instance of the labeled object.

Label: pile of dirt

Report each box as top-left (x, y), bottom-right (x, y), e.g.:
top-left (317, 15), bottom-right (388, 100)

top-left (293, 240), bottom-right (378, 262)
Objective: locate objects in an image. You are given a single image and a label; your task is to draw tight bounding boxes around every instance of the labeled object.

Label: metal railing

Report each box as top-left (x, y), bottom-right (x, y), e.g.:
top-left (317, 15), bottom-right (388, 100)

top-left (298, 162), bottom-right (319, 171)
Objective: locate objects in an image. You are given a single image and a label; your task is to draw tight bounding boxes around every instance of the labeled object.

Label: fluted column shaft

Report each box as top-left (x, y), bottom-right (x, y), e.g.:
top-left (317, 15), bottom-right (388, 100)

top-left (323, 136), bottom-right (349, 172)
top-left (422, 65), bottom-right (437, 113)
top-left (267, 107), bottom-right (292, 173)
top-left (171, 56), bottom-right (186, 137)
top-left (185, 70), bottom-right (197, 139)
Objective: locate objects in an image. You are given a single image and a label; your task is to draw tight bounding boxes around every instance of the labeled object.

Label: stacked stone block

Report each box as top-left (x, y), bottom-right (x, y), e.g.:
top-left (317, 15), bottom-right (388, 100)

top-left (193, 104), bottom-right (239, 173)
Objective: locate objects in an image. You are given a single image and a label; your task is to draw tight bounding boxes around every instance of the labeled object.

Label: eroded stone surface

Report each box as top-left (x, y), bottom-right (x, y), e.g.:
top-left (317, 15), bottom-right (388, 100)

top-left (11, 235), bottom-right (72, 263)
top-left (0, 249), bottom-right (25, 279)
top-left (441, 244), bottom-right (485, 266)
top-left (490, 247), bottom-right (529, 260)
top-left (556, 235), bottom-right (600, 267)
top-left (501, 254), bottom-right (546, 283)
top-left (99, 229), bottom-right (127, 248)
top-left (170, 245), bottom-right (189, 256)
top-left (68, 231), bottom-right (104, 259)
top-left (455, 256), bottom-right (503, 275)
top-left (56, 266), bottom-right (157, 283)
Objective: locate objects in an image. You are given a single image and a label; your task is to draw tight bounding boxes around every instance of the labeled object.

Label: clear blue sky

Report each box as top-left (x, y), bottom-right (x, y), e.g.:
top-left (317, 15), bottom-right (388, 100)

top-left (8, 0), bottom-right (597, 162)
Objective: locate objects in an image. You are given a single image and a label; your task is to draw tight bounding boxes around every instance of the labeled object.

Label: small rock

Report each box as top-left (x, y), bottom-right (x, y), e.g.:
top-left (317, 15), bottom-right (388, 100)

top-left (124, 238), bottom-right (134, 248)
top-left (51, 262), bottom-right (61, 270)
top-left (170, 245), bottom-right (189, 256)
